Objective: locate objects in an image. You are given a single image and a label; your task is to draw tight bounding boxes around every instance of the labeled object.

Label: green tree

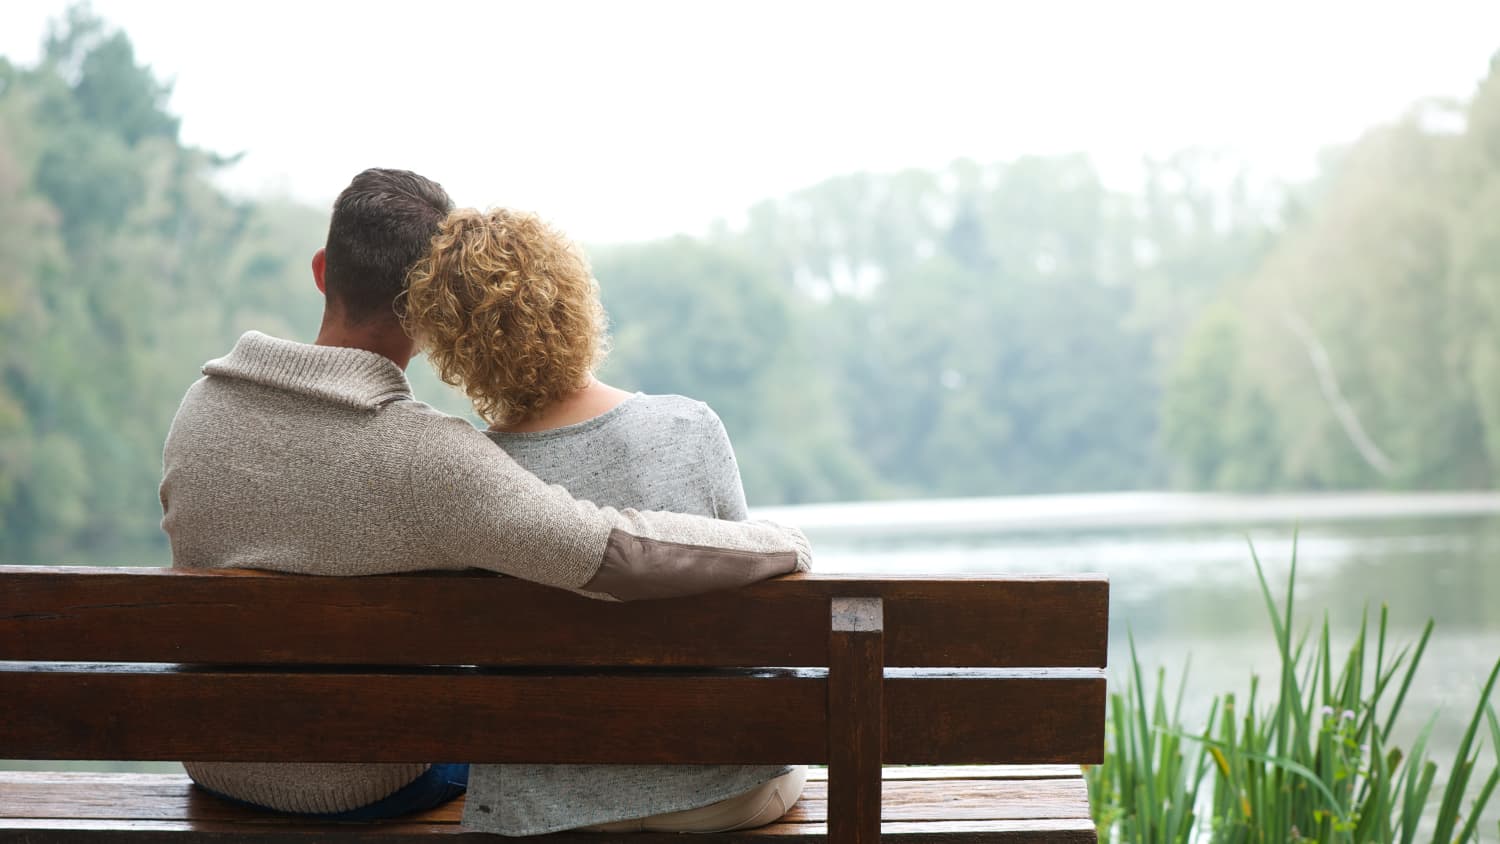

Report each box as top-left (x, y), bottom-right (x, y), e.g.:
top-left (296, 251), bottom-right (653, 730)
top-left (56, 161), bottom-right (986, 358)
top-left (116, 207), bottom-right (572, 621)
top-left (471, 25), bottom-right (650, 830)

top-left (595, 236), bottom-right (878, 504)
top-left (1161, 73), bottom-right (1500, 491)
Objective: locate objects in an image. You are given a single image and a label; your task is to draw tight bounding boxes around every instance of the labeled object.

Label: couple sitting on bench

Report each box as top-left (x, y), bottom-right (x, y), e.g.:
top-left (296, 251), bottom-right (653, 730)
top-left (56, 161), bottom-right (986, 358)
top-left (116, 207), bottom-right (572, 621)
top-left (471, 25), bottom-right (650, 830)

top-left (159, 168), bottom-right (813, 835)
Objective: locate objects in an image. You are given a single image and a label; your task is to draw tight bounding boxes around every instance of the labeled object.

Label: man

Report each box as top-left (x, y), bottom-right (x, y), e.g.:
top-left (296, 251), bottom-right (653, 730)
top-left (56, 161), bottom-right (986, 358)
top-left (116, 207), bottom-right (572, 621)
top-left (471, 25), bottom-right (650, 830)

top-left (159, 168), bottom-right (811, 825)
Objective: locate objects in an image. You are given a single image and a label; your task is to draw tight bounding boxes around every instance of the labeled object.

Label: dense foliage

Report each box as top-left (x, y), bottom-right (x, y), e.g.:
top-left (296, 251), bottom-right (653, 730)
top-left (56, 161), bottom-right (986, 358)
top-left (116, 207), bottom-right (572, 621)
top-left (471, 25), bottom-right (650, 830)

top-left (0, 9), bottom-right (310, 562)
top-left (1164, 69), bottom-right (1500, 491)
top-left (1, 10), bottom-right (1497, 562)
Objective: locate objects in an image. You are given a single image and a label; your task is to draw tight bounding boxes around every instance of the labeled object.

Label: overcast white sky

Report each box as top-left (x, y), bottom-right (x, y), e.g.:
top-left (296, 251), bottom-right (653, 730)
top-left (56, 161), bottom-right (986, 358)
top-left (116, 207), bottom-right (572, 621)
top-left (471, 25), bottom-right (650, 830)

top-left (2, 1), bottom-right (1497, 243)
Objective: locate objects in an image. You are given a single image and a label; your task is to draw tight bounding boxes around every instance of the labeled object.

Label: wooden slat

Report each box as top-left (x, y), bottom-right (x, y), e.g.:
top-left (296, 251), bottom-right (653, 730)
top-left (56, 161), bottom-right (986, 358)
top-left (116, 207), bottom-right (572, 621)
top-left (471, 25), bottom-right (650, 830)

top-left (0, 773), bottom-right (194, 786)
top-left (0, 818), bottom-right (1099, 843)
top-left (828, 598), bottom-right (884, 844)
top-left (0, 775), bottom-right (323, 823)
top-left (0, 767), bottom-right (1080, 785)
top-left (0, 664), bottom-right (1102, 765)
top-left (0, 768), bottom-right (1085, 790)
top-left (750, 820), bottom-right (1097, 842)
top-left (0, 567), bottom-right (1108, 668)
top-left (0, 772), bottom-right (1097, 843)
top-left (0, 665), bottom-right (825, 765)
top-left (886, 670), bottom-right (1105, 765)
top-left (0, 775), bottom-right (1090, 823)
top-left (787, 780), bottom-right (1090, 822)
top-left (807, 766), bottom-right (1083, 782)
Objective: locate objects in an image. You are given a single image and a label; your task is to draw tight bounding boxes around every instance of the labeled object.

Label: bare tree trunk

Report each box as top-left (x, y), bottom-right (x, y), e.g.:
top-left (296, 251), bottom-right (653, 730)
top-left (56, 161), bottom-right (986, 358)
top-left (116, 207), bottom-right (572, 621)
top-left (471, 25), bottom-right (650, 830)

top-left (1281, 311), bottom-right (1397, 478)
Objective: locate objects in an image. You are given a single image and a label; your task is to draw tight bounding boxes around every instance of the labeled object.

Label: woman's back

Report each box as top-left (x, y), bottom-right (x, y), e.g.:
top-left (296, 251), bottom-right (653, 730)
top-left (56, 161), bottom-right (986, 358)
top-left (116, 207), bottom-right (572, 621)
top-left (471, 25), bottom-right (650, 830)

top-left (403, 208), bottom-right (801, 833)
top-left (472, 392), bottom-right (790, 835)
top-left (486, 393), bottom-right (746, 520)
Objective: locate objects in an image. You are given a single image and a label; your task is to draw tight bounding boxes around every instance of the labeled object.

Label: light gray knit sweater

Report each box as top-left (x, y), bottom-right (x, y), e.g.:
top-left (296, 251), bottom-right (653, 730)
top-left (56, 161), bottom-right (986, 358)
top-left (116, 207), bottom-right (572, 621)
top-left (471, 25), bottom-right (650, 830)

top-left (472, 394), bottom-right (792, 835)
top-left (159, 332), bottom-right (811, 816)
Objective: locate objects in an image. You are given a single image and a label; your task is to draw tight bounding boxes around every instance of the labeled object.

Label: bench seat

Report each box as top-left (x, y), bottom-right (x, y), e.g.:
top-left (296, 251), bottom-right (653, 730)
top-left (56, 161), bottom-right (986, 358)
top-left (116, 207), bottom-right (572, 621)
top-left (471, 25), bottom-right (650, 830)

top-left (0, 766), bottom-right (1096, 843)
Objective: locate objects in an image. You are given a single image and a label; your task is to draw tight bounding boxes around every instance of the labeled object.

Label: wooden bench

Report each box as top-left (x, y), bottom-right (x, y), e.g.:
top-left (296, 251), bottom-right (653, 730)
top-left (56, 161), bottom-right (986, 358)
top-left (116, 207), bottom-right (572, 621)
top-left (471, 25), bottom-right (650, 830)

top-left (0, 566), bottom-right (1108, 843)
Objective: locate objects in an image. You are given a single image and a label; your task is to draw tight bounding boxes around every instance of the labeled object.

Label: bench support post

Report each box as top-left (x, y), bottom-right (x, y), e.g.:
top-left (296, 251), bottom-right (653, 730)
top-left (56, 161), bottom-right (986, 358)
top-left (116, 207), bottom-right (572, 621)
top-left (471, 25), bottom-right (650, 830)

top-left (828, 596), bottom-right (883, 844)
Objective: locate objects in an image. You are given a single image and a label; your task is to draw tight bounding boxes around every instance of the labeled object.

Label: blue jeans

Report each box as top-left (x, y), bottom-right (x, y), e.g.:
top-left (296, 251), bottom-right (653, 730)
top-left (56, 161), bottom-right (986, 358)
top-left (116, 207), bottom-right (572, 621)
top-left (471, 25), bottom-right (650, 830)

top-left (197, 764), bottom-right (469, 821)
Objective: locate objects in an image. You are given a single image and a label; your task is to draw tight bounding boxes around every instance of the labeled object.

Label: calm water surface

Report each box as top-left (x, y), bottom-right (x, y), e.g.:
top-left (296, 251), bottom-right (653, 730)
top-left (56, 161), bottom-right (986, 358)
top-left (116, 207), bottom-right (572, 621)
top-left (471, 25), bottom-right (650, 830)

top-left (767, 493), bottom-right (1500, 763)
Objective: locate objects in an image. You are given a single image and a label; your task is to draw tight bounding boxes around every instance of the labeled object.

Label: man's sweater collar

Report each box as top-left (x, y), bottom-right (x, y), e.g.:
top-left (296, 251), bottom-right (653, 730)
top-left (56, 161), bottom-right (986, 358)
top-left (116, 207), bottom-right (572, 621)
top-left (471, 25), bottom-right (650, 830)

top-left (203, 331), bottom-right (413, 410)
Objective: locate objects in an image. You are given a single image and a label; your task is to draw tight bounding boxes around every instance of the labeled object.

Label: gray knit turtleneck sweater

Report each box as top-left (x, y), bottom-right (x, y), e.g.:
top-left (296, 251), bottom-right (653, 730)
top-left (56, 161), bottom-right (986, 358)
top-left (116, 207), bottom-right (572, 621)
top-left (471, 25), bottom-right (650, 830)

top-left (160, 331), bottom-right (811, 815)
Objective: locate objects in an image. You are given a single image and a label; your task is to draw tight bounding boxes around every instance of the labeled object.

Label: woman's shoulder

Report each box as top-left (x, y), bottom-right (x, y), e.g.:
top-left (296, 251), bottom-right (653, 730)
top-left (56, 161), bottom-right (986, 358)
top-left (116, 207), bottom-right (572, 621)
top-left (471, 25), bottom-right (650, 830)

top-left (484, 392), bottom-right (722, 448)
top-left (624, 393), bottom-right (721, 425)
top-left (608, 393), bottom-right (729, 444)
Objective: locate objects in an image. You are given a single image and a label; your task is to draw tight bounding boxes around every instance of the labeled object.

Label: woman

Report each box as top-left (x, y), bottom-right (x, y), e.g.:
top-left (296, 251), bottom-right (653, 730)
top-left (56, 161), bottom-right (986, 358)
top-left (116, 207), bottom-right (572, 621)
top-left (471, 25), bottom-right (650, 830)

top-left (401, 207), bottom-right (807, 835)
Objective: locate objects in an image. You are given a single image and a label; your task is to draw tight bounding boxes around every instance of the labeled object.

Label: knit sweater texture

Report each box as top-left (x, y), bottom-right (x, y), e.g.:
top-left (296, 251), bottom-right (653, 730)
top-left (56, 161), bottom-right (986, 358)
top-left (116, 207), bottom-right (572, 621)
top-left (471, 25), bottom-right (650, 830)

top-left (472, 393), bottom-right (792, 834)
top-left (159, 331), bottom-right (810, 816)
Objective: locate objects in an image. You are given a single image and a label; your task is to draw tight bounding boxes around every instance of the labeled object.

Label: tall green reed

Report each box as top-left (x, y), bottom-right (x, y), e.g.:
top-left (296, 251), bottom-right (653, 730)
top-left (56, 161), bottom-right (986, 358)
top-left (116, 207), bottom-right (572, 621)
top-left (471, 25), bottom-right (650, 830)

top-left (1085, 639), bottom-right (1216, 844)
top-left (1088, 541), bottom-right (1500, 844)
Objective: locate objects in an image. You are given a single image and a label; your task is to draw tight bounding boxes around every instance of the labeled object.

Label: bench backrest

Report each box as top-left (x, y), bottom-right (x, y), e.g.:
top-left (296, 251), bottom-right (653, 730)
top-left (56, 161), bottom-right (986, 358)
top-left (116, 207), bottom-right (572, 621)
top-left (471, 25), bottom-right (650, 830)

top-left (1, 566), bottom-right (1107, 840)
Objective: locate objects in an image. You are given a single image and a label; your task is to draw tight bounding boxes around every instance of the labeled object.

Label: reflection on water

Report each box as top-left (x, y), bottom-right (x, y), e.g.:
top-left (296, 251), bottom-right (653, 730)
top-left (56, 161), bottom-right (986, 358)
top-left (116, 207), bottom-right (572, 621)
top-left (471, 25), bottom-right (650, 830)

top-left (788, 495), bottom-right (1500, 766)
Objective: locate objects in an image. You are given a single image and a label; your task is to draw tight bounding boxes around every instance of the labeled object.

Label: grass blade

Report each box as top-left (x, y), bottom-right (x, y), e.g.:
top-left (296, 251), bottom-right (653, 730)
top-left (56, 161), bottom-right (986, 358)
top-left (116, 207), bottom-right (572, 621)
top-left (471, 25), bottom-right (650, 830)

top-left (1432, 657), bottom-right (1500, 843)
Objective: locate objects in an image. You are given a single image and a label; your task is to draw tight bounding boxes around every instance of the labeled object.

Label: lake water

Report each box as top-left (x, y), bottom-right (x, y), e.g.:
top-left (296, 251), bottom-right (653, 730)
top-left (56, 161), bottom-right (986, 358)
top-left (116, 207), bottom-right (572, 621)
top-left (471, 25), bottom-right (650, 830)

top-left (759, 491), bottom-right (1500, 765)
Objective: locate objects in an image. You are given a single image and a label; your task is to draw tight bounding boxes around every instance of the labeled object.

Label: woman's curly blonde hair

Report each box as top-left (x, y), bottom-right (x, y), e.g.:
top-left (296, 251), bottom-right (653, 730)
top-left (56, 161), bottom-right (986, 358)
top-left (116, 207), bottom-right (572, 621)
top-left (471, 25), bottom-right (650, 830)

top-left (401, 208), bottom-right (609, 425)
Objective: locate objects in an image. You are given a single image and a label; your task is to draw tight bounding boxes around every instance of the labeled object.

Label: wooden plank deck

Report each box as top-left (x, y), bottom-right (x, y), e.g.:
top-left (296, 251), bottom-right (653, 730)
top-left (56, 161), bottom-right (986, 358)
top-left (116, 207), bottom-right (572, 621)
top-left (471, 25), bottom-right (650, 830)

top-left (0, 767), bottom-right (1097, 842)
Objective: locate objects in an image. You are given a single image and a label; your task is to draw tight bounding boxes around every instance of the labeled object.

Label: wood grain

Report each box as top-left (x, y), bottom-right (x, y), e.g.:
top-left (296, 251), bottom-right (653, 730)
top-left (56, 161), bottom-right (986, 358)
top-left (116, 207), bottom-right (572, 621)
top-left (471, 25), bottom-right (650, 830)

top-left (886, 671), bottom-right (1106, 766)
top-left (806, 767), bottom-right (1084, 782)
top-left (0, 772), bottom-right (1090, 822)
top-left (0, 771), bottom-right (1097, 842)
top-left (0, 567), bottom-right (1108, 668)
top-left (786, 780), bottom-right (1091, 822)
top-left (0, 821), bottom-right (1099, 840)
top-left (0, 664), bottom-right (826, 764)
top-left (0, 664), bottom-right (1103, 765)
top-left (828, 598), bottom-right (884, 844)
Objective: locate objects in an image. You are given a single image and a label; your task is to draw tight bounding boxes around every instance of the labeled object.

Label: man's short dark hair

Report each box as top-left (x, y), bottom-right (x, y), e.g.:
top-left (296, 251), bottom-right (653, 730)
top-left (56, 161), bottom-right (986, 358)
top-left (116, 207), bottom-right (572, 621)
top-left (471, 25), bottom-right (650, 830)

top-left (324, 168), bottom-right (453, 323)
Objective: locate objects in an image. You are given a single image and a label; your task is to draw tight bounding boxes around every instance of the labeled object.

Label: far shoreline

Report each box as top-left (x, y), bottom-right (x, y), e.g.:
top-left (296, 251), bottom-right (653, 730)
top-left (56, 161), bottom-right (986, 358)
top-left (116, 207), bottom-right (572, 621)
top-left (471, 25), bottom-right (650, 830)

top-left (752, 490), bottom-right (1500, 539)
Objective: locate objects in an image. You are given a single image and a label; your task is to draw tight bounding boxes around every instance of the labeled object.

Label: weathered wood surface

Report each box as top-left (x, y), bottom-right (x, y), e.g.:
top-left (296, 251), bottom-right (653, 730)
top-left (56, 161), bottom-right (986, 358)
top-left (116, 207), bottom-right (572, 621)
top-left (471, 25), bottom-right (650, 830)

top-left (0, 567), bottom-right (1108, 668)
top-left (0, 664), bottom-right (1104, 765)
top-left (0, 819), bottom-right (1097, 843)
top-left (0, 770), bottom-right (1097, 842)
top-left (807, 766), bottom-right (1084, 781)
top-left (828, 597), bottom-right (885, 844)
